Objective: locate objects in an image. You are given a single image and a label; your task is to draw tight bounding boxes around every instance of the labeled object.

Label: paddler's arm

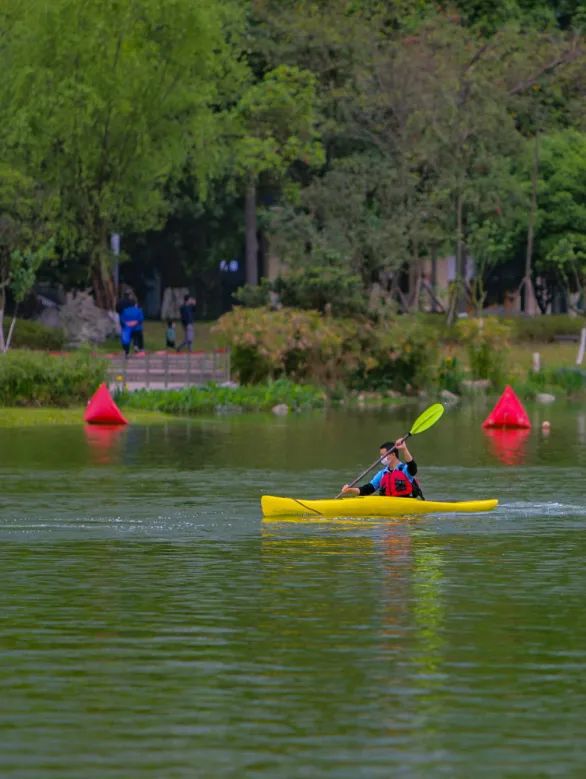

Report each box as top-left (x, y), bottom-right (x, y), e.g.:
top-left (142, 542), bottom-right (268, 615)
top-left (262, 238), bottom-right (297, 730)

top-left (341, 469), bottom-right (384, 496)
top-left (341, 483), bottom-right (374, 496)
top-left (395, 438), bottom-right (413, 462)
top-left (395, 439), bottom-right (417, 474)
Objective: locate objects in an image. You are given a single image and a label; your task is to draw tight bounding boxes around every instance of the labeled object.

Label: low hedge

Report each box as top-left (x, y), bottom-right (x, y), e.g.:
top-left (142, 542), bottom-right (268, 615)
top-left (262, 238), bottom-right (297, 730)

top-left (213, 307), bottom-right (437, 393)
top-left (116, 379), bottom-right (326, 414)
top-left (512, 367), bottom-right (586, 399)
top-left (505, 315), bottom-right (585, 342)
top-left (417, 312), bottom-right (585, 343)
top-left (0, 350), bottom-right (107, 406)
top-left (2, 317), bottom-right (66, 350)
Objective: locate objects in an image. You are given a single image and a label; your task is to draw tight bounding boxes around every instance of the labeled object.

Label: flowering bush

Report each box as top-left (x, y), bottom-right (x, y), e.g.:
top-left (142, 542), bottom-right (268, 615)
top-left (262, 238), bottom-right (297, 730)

top-left (213, 307), bottom-right (365, 384)
top-left (349, 317), bottom-right (438, 392)
top-left (213, 307), bottom-right (435, 392)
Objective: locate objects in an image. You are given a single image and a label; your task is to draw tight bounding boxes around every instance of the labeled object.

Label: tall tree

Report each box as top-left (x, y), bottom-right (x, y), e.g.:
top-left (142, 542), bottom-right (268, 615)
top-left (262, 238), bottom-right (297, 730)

top-left (1, 0), bottom-right (239, 309)
top-left (533, 129), bottom-right (586, 311)
top-left (0, 166), bottom-right (55, 351)
top-left (232, 65), bottom-right (323, 285)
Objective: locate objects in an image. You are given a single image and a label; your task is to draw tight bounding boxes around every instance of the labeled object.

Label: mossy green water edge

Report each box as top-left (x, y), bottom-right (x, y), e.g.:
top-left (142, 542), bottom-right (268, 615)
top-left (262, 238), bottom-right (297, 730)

top-left (115, 379), bottom-right (327, 415)
top-left (0, 407), bottom-right (173, 427)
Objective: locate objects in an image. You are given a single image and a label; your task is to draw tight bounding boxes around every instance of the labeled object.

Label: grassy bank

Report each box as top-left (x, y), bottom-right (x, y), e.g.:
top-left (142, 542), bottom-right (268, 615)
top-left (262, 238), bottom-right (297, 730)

top-left (0, 407), bottom-right (177, 426)
top-left (100, 320), bottom-right (220, 353)
top-left (0, 351), bottom-right (107, 406)
top-left (1, 313), bottom-right (584, 409)
top-left (116, 379), bottom-right (326, 415)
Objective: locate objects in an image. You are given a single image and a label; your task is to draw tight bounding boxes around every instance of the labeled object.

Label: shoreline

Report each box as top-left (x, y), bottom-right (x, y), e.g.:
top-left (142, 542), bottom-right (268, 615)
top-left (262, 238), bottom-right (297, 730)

top-left (0, 407), bottom-right (178, 427)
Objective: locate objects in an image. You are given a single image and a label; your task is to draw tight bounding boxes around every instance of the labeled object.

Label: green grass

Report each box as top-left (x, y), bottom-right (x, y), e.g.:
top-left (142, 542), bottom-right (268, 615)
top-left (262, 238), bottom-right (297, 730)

top-left (99, 320), bottom-right (222, 353)
top-left (2, 317), bottom-right (65, 350)
top-left (0, 406), bottom-right (177, 426)
top-left (447, 341), bottom-right (580, 376)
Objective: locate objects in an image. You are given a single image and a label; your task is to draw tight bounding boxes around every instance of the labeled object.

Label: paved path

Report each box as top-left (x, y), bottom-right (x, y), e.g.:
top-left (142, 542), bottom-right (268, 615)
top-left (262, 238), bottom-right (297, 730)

top-left (105, 349), bottom-right (231, 390)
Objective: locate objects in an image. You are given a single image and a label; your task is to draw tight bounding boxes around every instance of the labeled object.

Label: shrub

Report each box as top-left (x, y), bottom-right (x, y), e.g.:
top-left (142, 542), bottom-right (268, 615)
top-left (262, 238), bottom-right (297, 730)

top-left (214, 307), bottom-right (437, 393)
top-left (213, 307), bottom-right (365, 385)
top-left (234, 265), bottom-right (367, 317)
top-left (455, 317), bottom-right (511, 384)
top-left (0, 350), bottom-right (106, 406)
top-left (3, 317), bottom-right (65, 350)
top-left (517, 366), bottom-right (586, 398)
top-left (437, 354), bottom-right (465, 394)
top-left (349, 317), bottom-right (438, 393)
top-left (233, 279), bottom-right (273, 308)
top-left (273, 264), bottom-right (366, 317)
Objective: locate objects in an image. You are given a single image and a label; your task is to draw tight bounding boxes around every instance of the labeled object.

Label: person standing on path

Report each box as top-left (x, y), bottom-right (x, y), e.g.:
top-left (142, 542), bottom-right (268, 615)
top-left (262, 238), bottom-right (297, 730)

top-left (118, 295), bottom-right (144, 358)
top-left (176, 293), bottom-right (196, 352)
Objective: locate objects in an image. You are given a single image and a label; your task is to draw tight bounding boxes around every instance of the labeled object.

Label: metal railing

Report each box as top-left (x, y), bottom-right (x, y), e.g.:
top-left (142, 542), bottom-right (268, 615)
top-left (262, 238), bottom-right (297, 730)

top-left (106, 349), bottom-right (231, 391)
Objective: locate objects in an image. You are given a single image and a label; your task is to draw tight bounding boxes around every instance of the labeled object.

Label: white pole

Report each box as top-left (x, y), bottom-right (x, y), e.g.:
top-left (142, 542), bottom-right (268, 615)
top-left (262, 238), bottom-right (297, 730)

top-left (577, 328), bottom-right (586, 366)
top-left (532, 352), bottom-right (541, 372)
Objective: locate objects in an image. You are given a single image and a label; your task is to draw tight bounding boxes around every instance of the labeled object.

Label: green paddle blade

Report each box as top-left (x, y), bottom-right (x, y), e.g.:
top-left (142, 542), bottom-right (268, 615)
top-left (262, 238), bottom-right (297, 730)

top-left (409, 403), bottom-right (445, 436)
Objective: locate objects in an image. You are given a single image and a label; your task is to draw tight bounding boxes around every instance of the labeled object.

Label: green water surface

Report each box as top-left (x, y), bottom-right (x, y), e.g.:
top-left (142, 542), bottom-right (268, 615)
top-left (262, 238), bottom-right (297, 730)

top-left (1, 401), bottom-right (585, 778)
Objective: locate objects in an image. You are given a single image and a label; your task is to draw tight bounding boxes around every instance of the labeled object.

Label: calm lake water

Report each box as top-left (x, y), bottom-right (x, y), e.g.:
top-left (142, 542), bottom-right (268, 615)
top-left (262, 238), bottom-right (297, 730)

top-left (1, 401), bottom-right (585, 778)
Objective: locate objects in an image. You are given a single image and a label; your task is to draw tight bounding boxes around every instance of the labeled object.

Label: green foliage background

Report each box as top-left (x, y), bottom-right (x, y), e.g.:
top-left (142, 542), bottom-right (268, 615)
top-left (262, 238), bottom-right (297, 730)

top-left (0, 0), bottom-right (584, 322)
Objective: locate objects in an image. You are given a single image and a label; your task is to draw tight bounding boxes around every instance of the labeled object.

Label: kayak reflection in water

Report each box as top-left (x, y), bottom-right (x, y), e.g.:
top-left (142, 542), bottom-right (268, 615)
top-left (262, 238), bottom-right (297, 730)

top-left (340, 439), bottom-right (424, 499)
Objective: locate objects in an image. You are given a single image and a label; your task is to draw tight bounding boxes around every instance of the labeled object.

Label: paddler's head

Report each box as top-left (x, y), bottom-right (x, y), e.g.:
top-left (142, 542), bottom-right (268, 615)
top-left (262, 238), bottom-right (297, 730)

top-left (380, 441), bottom-right (400, 468)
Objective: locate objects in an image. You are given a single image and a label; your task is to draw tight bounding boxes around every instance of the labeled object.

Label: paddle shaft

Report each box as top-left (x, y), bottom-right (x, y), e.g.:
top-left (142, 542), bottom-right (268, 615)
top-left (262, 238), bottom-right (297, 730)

top-left (334, 433), bottom-right (410, 499)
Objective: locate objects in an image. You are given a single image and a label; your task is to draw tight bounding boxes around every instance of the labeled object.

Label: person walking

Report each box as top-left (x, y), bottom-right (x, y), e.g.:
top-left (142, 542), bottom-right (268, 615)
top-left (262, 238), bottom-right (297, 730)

top-left (118, 295), bottom-right (144, 358)
top-left (176, 294), bottom-right (196, 352)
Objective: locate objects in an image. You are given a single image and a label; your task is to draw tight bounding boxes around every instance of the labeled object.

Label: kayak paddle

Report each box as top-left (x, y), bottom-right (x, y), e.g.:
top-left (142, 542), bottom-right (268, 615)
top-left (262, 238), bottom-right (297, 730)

top-left (335, 402), bottom-right (445, 498)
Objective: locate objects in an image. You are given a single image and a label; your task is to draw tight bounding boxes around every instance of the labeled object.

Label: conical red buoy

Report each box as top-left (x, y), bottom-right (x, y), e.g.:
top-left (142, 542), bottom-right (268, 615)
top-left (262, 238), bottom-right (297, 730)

top-left (482, 385), bottom-right (531, 429)
top-left (84, 383), bottom-right (128, 425)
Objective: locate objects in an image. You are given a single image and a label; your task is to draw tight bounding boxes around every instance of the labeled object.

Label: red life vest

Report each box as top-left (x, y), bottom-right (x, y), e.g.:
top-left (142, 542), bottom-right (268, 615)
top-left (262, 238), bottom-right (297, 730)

top-left (380, 467), bottom-right (414, 497)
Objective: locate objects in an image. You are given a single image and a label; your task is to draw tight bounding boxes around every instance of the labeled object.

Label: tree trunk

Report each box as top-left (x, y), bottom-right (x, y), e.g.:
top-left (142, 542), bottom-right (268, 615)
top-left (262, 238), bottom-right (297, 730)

top-left (5, 312), bottom-right (18, 352)
top-left (0, 287), bottom-right (6, 352)
top-left (408, 256), bottom-right (421, 312)
top-left (456, 193), bottom-right (466, 314)
top-left (430, 248), bottom-right (438, 313)
top-left (520, 135), bottom-right (539, 316)
top-left (91, 243), bottom-right (117, 310)
top-left (245, 179), bottom-right (259, 286)
top-left (407, 235), bottom-right (421, 312)
top-left (448, 193), bottom-right (466, 325)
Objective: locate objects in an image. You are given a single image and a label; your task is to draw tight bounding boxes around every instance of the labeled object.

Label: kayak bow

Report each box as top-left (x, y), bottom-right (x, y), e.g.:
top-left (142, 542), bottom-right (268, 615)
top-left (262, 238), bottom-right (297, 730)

top-left (261, 494), bottom-right (498, 519)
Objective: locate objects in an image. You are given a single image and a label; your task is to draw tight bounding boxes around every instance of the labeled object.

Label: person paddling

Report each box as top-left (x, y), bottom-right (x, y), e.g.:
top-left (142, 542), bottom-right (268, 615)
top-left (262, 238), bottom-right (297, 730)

top-left (340, 439), bottom-right (423, 499)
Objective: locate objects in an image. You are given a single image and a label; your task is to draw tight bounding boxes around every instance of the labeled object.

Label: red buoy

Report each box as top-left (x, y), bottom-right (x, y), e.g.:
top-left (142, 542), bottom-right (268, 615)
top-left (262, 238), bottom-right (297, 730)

top-left (482, 385), bottom-right (531, 429)
top-left (84, 383), bottom-right (128, 425)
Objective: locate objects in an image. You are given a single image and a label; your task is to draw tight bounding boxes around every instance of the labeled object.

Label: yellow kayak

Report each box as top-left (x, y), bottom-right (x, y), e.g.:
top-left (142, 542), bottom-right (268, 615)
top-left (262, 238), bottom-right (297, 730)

top-left (261, 494), bottom-right (499, 519)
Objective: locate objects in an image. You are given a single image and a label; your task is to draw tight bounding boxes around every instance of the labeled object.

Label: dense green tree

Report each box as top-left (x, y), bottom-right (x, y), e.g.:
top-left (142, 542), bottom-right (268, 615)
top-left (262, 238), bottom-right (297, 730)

top-left (0, 0), bottom-right (585, 318)
top-left (0, 166), bottom-right (56, 351)
top-left (0, 0), bottom-right (241, 309)
top-left (532, 130), bottom-right (586, 310)
top-left (454, 0), bottom-right (586, 32)
top-left (231, 64), bottom-right (323, 285)
top-left (251, 3), bottom-right (585, 316)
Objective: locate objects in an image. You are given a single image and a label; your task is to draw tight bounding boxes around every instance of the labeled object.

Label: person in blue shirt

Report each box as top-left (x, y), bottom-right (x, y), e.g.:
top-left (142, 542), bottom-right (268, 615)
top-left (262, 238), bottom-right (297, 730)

top-left (119, 297), bottom-right (144, 357)
top-left (340, 438), bottom-right (423, 499)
